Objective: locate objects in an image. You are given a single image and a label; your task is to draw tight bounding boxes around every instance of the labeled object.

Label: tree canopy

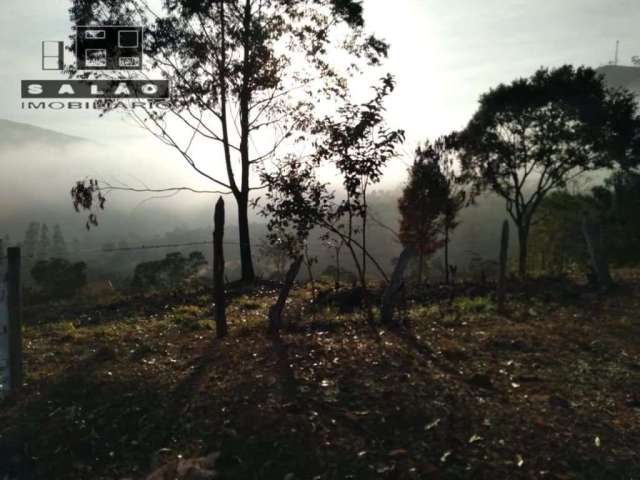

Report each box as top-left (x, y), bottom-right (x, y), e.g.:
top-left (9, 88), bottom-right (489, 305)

top-left (68, 0), bottom-right (390, 281)
top-left (455, 65), bottom-right (640, 276)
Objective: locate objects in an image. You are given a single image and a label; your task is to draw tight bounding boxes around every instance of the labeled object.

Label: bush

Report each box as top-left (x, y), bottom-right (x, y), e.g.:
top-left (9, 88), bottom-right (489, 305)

top-left (31, 258), bottom-right (87, 299)
top-left (131, 251), bottom-right (207, 290)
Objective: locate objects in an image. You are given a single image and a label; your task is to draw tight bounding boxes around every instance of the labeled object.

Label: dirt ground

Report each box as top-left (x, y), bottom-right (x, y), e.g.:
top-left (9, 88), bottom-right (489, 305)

top-left (1, 273), bottom-right (639, 479)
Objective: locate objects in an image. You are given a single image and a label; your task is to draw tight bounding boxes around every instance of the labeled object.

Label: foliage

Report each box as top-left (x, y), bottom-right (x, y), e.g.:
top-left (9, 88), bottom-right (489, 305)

top-left (452, 295), bottom-right (495, 314)
top-left (530, 170), bottom-right (640, 273)
top-left (262, 75), bottom-right (404, 287)
top-left (68, 0), bottom-right (389, 281)
top-left (320, 264), bottom-right (357, 285)
top-left (23, 222), bottom-right (40, 261)
top-left (592, 170), bottom-right (640, 265)
top-left (398, 137), bottom-right (466, 283)
top-left (257, 235), bottom-right (298, 279)
top-left (528, 190), bottom-right (590, 274)
top-left (37, 224), bottom-right (51, 261)
top-left (321, 233), bottom-right (347, 288)
top-left (52, 225), bottom-right (69, 260)
top-left (31, 258), bottom-right (87, 298)
top-left (314, 74), bottom-right (405, 221)
top-left (398, 142), bottom-right (449, 258)
top-left (439, 139), bottom-right (467, 281)
top-left (131, 251), bottom-right (207, 290)
top-left (70, 179), bottom-right (106, 230)
top-left (315, 74), bottom-right (405, 281)
top-left (455, 65), bottom-right (640, 276)
top-left (260, 155), bottom-right (334, 255)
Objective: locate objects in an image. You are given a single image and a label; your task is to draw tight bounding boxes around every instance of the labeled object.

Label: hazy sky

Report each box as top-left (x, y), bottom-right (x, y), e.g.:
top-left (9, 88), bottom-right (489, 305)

top-left (1, 0), bottom-right (639, 190)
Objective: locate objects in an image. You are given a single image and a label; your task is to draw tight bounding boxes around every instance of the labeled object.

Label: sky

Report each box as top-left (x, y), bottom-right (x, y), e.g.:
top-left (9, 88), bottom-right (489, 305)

top-left (0, 0), bottom-right (639, 205)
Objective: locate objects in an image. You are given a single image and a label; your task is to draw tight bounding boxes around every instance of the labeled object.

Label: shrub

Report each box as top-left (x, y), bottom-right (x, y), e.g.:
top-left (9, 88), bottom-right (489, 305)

top-left (31, 258), bottom-right (87, 299)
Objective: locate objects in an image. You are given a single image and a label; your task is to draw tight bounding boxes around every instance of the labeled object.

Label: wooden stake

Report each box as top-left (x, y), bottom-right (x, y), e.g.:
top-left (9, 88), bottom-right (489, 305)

top-left (497, 220), bottom-right (509, 313)
top-left (213, 197), bottom-right (227, 338)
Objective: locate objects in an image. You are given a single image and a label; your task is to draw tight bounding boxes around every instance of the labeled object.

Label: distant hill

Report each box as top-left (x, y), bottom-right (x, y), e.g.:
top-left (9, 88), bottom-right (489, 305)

top-left (0, 119), bottom-right (89, 147)
top-left (596, 65), bottom-right (640, 95)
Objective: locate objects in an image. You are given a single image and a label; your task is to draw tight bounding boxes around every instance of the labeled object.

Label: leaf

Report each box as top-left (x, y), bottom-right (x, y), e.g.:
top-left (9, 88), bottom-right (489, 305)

top-left (388, 449), bottom-right (407, 458)
top-left (425, 418), bottom-right (441, 431)
top-left (469, 434), bottom-right (483, 444)
top-left (594, 436), bottom-right (601, 447)
top-left (516, 454), bottom-right (524, 468)
top-left (440, 451), bottom-right (452, 463)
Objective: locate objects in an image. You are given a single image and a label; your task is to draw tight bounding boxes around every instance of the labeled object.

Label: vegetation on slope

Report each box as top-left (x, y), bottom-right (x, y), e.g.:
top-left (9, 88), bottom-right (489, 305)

top-left (1, 274), bottom-right (639, 479)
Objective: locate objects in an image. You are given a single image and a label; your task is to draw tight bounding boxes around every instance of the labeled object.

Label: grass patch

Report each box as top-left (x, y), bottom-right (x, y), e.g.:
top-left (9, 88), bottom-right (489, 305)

top-left (452, 295), bottom-right (495, 313)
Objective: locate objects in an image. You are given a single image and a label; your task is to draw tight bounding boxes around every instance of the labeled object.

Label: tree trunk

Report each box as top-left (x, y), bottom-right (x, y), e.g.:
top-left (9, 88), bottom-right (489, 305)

top-left (361, 199), bottom-right (367, 283)
top-left (517, 223), bottom-right (529, 278)
top-left (268, 256), bottom-right (303, 333)
top-left (213, 197), bottom-right (227, 338)
top-left (444, 225), bottom-right (450, 284)
top-left (237, 0), bottom-right (255, 284)
top-left (343, 239), bottom-right (375, 326)
top-left (497, 220), bottom-right (509, 313)
top-left (335, 247), bottom-right (340, 291)
top-left (304, 245), bottom-right (316, 304)
top-left (581, 213), bottom-right (613, 290)
top-left (381, 247), bottom-right (416, 325)
top-left (418, 251), bottom-right (424, 286)
top-left (237, 195), bottom-right (255, 283)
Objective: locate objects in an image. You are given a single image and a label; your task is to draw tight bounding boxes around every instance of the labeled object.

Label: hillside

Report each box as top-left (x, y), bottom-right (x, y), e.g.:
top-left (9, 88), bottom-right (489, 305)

top-left (1, 274), bottom-right (639, 479)
top-left (0, 119), bottom-right (90, 148)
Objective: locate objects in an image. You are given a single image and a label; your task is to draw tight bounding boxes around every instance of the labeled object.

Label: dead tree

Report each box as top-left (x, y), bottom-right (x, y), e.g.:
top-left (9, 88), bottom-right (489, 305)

top-left (268, 256), bottom-right (304, 333)
top-left (497, 220), bottom-right (509, 313)
top-left (213, 197), bottom-right (227, 338)
top-left (581, 212), bottom-right (613, 290)
top-left (380, 247), bottom-right (416, 325)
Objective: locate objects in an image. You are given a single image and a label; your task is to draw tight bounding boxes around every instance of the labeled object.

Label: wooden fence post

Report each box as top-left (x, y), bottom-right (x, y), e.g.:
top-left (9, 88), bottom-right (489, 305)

top-left (213, 197), bottom-right (228, 338)
top-left (268, 255), bottom-right (303, 334)
top-left (7, 247), bottom-right (23, 391)
top-left (497, 220), bottom-right (509, 313)
top-left (380, 247), bottom-right (415, 326)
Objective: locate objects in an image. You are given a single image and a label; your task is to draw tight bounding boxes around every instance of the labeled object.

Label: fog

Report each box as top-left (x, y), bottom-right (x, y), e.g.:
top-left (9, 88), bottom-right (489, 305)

top-left (1, 0), bottom-right (639, 283)
top-left (0, 119), bottom-right (240, 238)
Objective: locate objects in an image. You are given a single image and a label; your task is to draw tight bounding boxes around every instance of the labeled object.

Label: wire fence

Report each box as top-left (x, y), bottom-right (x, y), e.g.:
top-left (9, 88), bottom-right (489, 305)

top-left (19, 240), bottom-right (226, 259)
top-left (18, 238), bottom-right (345, 259)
